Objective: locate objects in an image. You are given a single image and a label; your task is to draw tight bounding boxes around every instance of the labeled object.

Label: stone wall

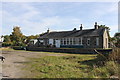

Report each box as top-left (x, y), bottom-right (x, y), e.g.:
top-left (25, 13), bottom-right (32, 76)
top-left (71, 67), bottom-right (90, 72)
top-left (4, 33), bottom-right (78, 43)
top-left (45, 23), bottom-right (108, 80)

top-left (37, 36), bottom-right (105, 48)
top-left (26, 47), bottom-right (112, 54)
top-left (82, 36), bottom-right (103, 48)
top-left (26, 47), bottom-right (97, 54)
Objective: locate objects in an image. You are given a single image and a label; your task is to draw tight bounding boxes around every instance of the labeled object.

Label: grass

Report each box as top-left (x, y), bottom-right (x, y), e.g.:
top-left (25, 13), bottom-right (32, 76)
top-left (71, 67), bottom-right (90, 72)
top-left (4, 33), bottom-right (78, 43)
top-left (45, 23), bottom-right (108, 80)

top-left (2, 47), bottom-right (119, 78)
top-left (24, 55), bottom-right (93, 78)
top-left (23, 52), bottom-right (119, 78)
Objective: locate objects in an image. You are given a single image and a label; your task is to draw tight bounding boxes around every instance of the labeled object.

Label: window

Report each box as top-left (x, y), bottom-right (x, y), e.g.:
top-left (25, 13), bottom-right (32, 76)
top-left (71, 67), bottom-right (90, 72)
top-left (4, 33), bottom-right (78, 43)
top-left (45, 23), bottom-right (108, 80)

top-left (53, 39), bottom-right (55, 45)
top-left (96, 38), bottom-right (99, 46)
top-left (76, 38), bottom-right (79, 44)
top-left (75, 38), bottom-right (79, 45)
top-left (79, 38), bottom-right (81, 45)
top-left (87, 38), bottom-right (90, 46)
top-left (67, 38), bottom-right (69, 45)
top-left (73, 38), bottom-right (75, 44)
top-left (61, 39), bottom-right (63, 45)
top-left (64, 38), bottom-right (66, 45)
top-left (70, 38), bottom-right (72, 45)
top-left (46, 40), bottom-right (49, 45)
top-left (81, 37), bottom-right (83, 45)
top-left (79, 37), bottom-right (82, 45)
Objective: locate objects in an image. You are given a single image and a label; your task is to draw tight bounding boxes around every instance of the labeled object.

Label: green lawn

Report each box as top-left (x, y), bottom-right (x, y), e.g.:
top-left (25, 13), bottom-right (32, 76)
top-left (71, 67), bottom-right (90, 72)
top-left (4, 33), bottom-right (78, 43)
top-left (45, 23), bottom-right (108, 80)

top-left (23, 53), bottom-right (119, 78)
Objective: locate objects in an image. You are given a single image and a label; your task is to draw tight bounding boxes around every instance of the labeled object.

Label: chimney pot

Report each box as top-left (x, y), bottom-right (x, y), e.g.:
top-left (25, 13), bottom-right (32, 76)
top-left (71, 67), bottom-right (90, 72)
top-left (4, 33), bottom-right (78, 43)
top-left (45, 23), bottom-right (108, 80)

top-left (94, 22), bottom-right (98, 29)
top-left (95, 22), bottom-right (97, 25)
top-left (80, 24), bottom-right (83, 30)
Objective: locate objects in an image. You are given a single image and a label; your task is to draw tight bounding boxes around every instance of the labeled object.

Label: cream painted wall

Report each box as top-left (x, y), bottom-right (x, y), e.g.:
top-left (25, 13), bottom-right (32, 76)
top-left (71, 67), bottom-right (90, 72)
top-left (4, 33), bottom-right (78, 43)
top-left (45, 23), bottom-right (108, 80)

top-left (103, 29), bottom-right (109, 48)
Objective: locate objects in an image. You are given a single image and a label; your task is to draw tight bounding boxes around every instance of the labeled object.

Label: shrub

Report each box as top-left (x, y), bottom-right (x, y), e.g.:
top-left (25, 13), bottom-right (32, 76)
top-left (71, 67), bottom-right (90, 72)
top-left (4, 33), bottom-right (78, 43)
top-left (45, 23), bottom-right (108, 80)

top-left (95, 48), bottom-right (120, 78)
top-left (109, 48), bottom-right (120, 64)
top-left (105, 61), bottom-right (119, 76)
top-left (2, 42), bottom-right (13, 47)
top-left (12, 46), bottom-right (24, 50)
top-left (12, 41), bottom-right (26, 46)
top-left (96, 48), bottom-right (120, 62)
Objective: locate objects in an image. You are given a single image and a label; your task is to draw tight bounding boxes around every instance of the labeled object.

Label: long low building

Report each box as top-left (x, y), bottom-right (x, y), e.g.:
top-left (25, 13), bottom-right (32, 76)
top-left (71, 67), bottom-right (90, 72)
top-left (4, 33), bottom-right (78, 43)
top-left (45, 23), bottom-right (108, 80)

top-left (29, 22), bottom-right (109, 49)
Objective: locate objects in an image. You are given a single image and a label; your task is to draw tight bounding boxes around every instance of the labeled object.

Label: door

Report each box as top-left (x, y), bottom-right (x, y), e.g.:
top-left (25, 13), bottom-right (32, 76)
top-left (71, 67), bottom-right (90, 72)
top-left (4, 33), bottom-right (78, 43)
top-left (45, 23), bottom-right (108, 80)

top-left (55, 40), bottom-right (60, 48)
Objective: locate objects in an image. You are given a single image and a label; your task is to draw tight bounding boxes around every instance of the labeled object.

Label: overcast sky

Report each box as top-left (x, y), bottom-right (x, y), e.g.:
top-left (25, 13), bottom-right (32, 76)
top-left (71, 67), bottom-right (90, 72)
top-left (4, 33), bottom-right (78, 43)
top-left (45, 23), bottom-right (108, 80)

top-left (1, 1), bottom-right (118, 37)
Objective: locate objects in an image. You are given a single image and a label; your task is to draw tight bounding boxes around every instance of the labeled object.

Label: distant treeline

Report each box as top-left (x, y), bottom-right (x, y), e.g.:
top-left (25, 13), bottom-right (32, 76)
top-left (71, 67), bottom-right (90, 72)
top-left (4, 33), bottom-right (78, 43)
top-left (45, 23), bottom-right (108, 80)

top-left (2, 26), bottom-right (39, 47)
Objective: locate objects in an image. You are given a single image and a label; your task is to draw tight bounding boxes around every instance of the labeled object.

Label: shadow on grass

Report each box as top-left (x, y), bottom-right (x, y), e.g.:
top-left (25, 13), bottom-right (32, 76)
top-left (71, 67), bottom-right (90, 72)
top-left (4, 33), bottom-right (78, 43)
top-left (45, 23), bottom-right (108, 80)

top-left (78, 57), bottom-right (106, 67)
top-left (13, 61), bottom-right (30, 64)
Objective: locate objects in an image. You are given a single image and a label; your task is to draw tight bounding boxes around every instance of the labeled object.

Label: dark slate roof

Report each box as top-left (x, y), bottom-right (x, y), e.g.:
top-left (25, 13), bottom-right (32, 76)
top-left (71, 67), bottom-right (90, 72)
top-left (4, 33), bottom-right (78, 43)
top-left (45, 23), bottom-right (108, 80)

top-left (39, 27), bottom-right (106, 38)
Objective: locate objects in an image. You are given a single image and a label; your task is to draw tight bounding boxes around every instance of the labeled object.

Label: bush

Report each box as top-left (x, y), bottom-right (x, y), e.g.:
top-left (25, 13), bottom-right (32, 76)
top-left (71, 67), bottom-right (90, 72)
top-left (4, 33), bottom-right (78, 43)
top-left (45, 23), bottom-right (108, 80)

top-left (12, 46), bottom-right (26, 50)
top-left (12, 41), bottom-right (26, 46)
top-left (109, 48), bottom-right (120, 64)
top-left (2, 42), bottom-right (13, 47)
top-left (96, 48), bottom-right (120, 63)
top-left (94, 48), bottom-right (119, 78)
top-left (106, 61), bottom-right (119, 76)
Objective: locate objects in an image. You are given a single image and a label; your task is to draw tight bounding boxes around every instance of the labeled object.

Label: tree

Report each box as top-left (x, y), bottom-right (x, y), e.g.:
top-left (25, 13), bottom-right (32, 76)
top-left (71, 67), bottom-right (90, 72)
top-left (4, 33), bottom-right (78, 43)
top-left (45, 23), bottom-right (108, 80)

top-left (10, 26), bottom-right (26, 46)
top-left (98, 25), bottom-right (111, 40)
top-left (114, 33), bottom-right (120, 47)
top-left (2, 35), bottom-right (12, 47)
top-left (3, 35), bottom-right (11, 42)
top-left (98, 25), bottom-right (110, 30)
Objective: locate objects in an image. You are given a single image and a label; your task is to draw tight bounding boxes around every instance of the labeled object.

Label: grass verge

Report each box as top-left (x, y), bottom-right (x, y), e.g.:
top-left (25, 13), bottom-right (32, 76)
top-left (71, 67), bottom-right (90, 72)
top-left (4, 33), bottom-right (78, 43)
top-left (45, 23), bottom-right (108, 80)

top-left (23, 53), bottom-right (119, 78)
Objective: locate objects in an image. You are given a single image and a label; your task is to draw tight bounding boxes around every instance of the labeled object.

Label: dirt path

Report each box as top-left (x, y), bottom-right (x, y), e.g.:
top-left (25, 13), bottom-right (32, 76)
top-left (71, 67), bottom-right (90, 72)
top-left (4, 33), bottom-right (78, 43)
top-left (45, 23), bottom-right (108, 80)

top-left (1, 50), bottom-right (72, 78)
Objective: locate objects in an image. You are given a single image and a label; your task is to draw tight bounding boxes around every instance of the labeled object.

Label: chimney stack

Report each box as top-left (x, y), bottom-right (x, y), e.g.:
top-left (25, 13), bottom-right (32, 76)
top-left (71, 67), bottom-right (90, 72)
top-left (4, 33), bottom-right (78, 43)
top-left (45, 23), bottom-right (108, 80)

top-left (47, 28), bottom-right (50, 33)
top-left (80, 24), bottom-right (83, 30)
top-left (94, 22), bottom-right (98, 29)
